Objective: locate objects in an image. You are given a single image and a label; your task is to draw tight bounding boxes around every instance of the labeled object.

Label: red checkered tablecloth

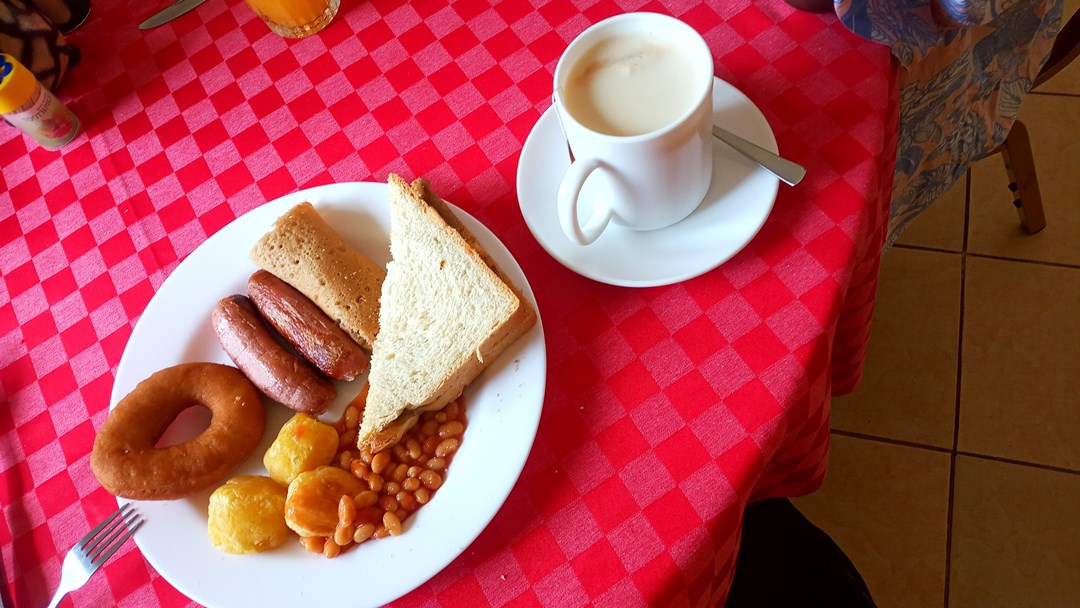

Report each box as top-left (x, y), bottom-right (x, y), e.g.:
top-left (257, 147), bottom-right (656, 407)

top-left (1, 0), bottom-right (897, 606)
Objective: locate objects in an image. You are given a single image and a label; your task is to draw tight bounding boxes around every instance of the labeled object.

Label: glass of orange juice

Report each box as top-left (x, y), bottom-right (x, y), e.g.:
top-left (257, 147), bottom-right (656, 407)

top-left (245, 0), bottom-right (339, 38)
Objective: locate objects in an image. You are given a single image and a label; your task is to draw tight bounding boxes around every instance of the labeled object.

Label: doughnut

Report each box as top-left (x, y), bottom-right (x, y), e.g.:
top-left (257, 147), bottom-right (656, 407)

top-left (91, 363), bottom-right (266, 500)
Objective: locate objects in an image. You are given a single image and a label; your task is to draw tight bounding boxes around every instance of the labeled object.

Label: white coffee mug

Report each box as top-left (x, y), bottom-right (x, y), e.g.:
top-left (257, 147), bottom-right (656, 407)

top-left (554, 12), bottom-right (714, 246)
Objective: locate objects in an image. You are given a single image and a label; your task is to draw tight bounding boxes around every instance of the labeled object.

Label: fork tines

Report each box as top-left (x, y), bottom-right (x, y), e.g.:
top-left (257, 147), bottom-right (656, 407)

top-left (80, 504), bottom-right (145, 567)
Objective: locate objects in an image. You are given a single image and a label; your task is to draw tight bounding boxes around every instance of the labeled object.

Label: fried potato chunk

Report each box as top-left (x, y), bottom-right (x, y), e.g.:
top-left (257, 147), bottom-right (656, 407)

top-left (285, 466), bottom-right (364, 538)
top-left (208, 476), bottom-right (290, 554)
top-left (264, 413), bottom-right (339, 486)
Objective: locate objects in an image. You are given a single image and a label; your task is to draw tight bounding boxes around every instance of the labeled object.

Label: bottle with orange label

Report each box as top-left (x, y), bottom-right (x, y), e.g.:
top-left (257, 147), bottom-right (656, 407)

top-left (0, 53), bottom-right (81, 150)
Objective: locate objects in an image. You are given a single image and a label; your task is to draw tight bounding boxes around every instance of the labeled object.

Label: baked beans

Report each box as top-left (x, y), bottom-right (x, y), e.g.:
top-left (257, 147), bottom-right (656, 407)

top-left (344, 405), bottom-right (360, 429)
top-left (371, 451), bottom-right (391, 475)
top-left (353, 523), bottom-right (376, 543)
top-left (419, 470), bottom-right (442, 490)
top-left (333, 522), bottom-right (352, 546)
top-left (383, 511), bottom-right (402, 536)
top-left (438, 421), bottom-right (464, 439)
top-left (435, 438), bottom-right (459, 458)
top-left (414, 486), bottom-right (430, 505)
top-left (396, 491), bottom-right (416, 511)
top-left (379, 495), bottom-right (398, 512)
top-left (338, 429), bottom-right (357, 451)
top-left (309, 394), bottom-right (466, 558)
top-left (354, 490), bottom-right (378, 509)
top-left (300, 535), bottom-right (323, 553)
top-left (323, 537), bottom-right (340, 559)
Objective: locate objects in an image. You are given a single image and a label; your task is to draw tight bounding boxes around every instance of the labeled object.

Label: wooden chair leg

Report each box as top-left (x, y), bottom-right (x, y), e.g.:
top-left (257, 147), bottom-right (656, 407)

top-left (998, 120), bottom-right (1047, 234)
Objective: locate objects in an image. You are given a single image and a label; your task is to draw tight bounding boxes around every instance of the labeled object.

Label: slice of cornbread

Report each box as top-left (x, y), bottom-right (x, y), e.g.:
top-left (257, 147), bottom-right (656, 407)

top-left (250, 202), bottom-right (385, 351)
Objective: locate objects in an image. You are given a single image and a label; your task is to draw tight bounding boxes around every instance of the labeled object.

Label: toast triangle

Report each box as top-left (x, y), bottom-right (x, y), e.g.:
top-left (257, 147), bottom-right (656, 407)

top-left (358, 175), bottom-right (536, 451)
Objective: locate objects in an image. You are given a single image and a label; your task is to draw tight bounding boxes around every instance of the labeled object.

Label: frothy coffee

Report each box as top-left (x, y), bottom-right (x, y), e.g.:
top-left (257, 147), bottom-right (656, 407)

top-left (563, 33), bottom-right (699, 137)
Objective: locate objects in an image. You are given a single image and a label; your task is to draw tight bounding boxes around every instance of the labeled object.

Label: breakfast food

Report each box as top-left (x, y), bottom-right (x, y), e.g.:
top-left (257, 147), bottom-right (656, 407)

top-left (197, 389), bottom-right (468, 558)
top-left (248, 270), bottom-right (369, 381)
top-left (90, 363), bottom-right (265, 500)
top-left (207, 476), bottom-right (290, 554)
top-left (357, 175), bottom-right (536, 451)
top-left (212, 294), bottom-right (336, 414)
top-left (264, 413), bottom-right (340, 486)
top-left (250, 201), bottom-right (385, 351)
top-left (96, 176), bottom-right (522, 560)
top-left (285, 465), bottom-right (365, 538)
top-left (298, 393), bottom-right (468, 558)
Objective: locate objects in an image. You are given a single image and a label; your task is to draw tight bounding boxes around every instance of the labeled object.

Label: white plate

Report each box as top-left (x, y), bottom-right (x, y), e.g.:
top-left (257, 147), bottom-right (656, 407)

top-left (517, 76), bottom-right (780, 287)
top-left (110, 182), bottom-right (547, 607)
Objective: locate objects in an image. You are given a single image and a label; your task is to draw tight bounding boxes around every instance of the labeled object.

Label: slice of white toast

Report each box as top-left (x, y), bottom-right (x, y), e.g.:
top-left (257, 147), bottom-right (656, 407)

top-left (358, 175), bottom-right (536, 451)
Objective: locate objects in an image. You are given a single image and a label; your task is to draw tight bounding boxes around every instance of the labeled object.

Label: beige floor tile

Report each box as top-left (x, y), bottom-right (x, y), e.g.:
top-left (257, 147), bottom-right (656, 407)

top-left (793, 435), bottom-right (950, 608)
top-left (958, 257), bottom-right (1080, 470)
top-left (831, 248), bottom-right (961, 448)
top-left (1036, 0), bottom-right (1080, 96)
top-left (968, 94), bottom-right (1080, 266)
top-left (950, 456), bottom-right (1080, 608)
top-left (894, 173), bottom-right (967, 252)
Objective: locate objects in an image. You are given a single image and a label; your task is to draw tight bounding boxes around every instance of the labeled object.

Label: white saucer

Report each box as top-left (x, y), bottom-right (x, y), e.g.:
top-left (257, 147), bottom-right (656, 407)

top-left (517, 76), bottom-right (781, 288)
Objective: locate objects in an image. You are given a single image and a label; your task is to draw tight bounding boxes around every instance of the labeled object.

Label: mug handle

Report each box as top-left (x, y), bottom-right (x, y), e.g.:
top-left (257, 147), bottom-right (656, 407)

top-left (557, 157), bottom-right (615, 246)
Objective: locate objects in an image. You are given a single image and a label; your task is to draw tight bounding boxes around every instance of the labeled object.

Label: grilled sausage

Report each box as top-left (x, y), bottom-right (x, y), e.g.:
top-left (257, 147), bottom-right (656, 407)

top-left (247, 270), bottom-right (369, 381)
top-left (212, 295), bottom-right (335, 414)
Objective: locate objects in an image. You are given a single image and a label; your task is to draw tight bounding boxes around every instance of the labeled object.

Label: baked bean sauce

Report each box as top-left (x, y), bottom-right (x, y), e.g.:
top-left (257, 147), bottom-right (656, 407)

top-left (303, 386), bottom-right (467, 558)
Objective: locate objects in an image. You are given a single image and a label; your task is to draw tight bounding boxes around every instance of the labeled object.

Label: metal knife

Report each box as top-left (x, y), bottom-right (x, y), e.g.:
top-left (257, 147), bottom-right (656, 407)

top-left (138, 0), bottom-right (208, 30)
top-left (712, 125), bottom-right (806, 186)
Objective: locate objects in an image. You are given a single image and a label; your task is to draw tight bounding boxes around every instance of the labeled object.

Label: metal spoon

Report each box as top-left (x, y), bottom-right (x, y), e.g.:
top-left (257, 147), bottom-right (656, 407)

top-left (713, 125), bottom-right (806, 186)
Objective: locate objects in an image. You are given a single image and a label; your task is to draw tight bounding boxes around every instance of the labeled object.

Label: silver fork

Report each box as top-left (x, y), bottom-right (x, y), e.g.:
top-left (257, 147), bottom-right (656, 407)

top-left (46, 504), bottom-right (145, 608)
